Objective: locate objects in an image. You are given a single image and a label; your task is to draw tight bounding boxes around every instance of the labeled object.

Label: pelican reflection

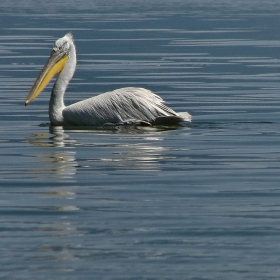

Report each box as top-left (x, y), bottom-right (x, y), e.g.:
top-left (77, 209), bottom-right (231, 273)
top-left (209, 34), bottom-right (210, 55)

top-left (27, 127), bottom-right (77, 178)
top-left (27, 125), bottom-right (184, 178)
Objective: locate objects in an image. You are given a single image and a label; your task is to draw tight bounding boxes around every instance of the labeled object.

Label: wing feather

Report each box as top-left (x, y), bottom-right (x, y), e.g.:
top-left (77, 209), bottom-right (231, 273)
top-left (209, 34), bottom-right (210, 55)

top-left (63, 87), bottom-right (189, 126)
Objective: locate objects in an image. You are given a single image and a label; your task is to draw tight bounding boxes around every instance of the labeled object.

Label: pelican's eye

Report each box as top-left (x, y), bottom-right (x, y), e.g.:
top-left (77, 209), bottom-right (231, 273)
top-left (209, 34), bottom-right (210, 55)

top-left (53, 41), bottom-right (69, 53)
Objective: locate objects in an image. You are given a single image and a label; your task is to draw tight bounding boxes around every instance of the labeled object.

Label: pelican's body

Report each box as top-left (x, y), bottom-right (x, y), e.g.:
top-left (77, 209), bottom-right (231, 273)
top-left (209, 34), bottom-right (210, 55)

top-left (25, 33), bottom-right (191, 126)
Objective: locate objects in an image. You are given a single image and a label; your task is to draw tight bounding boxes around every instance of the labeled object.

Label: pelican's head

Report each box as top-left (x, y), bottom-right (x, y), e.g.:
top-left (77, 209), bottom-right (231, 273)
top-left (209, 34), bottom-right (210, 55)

top-left (25, 33), bottom-right (75, 106)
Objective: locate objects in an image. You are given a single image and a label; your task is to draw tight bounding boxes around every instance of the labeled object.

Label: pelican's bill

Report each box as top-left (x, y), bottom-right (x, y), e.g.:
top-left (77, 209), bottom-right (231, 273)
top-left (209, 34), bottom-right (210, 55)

top-left (25, 50), bottom-right (69, 106)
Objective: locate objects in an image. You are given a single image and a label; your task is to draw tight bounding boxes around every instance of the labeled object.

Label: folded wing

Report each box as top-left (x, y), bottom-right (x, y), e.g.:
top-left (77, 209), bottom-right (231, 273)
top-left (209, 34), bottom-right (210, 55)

top-left (63, 87), bottom-right (191, 126)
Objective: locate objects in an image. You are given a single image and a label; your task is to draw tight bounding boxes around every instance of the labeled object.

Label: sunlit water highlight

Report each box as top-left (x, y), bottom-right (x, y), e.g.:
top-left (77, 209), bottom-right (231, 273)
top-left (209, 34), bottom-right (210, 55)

top-left (1, 0), bottom-right (280, 279)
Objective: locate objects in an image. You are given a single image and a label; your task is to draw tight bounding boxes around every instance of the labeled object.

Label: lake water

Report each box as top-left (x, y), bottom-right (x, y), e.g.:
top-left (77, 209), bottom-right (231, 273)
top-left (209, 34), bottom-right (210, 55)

top-left (1, 0), bottom-right (280, 279)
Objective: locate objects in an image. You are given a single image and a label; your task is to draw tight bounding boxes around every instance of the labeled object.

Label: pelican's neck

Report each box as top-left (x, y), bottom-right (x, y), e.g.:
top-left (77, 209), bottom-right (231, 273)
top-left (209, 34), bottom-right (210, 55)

top-left (49, 44), bottom-right (76, 125)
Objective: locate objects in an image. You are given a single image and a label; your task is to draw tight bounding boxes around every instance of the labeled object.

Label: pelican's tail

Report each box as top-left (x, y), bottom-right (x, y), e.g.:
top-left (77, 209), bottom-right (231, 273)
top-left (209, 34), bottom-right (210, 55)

top-left (178, 112), bottom-right (192, 122)
top-left (151, 112), bottom-right (191, 125)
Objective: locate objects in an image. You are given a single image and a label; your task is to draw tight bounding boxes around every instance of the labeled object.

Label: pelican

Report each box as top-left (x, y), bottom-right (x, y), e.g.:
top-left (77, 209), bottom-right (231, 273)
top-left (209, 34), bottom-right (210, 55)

top-left (25, 33), bottom-right (192, 126)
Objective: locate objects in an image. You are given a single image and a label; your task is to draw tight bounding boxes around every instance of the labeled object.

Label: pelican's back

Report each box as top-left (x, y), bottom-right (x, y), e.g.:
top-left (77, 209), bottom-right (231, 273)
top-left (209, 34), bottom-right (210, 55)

top-left (63, 87), bottom-right (191, 126)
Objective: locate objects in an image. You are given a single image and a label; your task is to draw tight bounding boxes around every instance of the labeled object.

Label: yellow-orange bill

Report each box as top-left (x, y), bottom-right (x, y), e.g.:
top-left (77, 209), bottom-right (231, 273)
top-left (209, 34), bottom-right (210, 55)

top-left (25, 51), bottom-right (69, 106)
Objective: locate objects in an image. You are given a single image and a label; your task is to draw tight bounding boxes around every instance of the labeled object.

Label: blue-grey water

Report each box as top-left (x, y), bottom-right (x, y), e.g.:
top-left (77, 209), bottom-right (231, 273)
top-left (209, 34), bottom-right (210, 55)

top-left (1, 0), bottom-right (280, 279)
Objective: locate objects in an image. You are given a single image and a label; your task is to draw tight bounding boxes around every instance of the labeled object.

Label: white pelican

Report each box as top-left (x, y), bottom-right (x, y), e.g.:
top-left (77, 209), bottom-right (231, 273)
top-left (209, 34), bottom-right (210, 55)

top-left (25, 33), bottom-right (192, 126)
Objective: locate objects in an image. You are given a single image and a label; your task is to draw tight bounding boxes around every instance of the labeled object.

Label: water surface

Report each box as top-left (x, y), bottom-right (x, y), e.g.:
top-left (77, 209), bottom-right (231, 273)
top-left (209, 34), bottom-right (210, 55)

top-left (1, 0), bottom-right (280, 279)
